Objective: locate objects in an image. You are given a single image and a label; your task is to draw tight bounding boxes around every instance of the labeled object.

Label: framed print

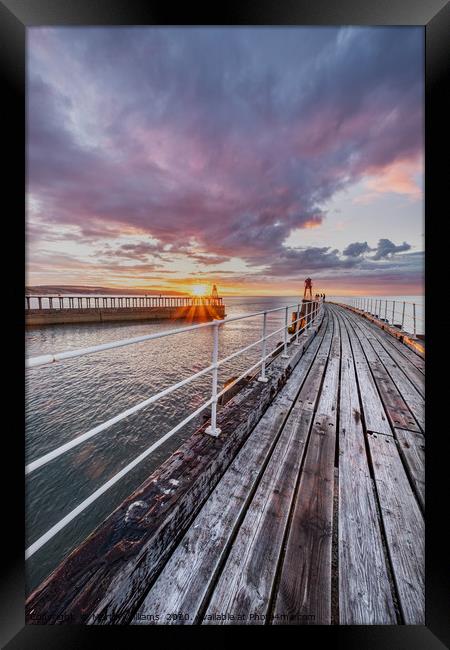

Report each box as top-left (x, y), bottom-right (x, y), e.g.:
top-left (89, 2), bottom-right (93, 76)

top-left (1, 0), bottom-right (449, 647)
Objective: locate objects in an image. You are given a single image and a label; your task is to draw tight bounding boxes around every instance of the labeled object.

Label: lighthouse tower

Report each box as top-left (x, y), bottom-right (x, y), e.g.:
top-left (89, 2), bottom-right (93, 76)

top-left (211, 284), bottom-right (219, 303)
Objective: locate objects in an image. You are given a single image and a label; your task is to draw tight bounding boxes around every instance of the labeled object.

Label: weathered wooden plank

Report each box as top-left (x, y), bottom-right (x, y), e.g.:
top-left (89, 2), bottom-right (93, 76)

top-left (295, 317), bottom-right (333, 413)
top-left (339, 303), bottom-right (425, 359)
top-left (133, 317), bottom-right (332, 625)
top-left (272, 312), bottom-right (340, 625)
top-left (200, 316), bottom-right (335, 625)
top-left (394, 429), bottom-right (425, 511)
top-left (364, 339), bottom-right (424, 432)
top-left (203, 401), bottom-right (315, 625)
top-left (135, 395), bottom-right (296, 626)
top-left (367, 432), bottom-right (425, 624)
top-left (343, 312), bottom-right (422, 433)
top-left (346, 313), bottom-right (425, 396)
top-left (345, 313), bottom-right (425, 428)
top-left (26, 314), bottom-right (326, 625)
top-left (339, 311), bottom-right (392, 436)
top-left (350, 308), bottom-right (425, 372)
top-left (339, 305), bottom-right (425, 371)
top-left (338, 314), bottom-right (396, 624)
top-left (368, 361), bottom-right (421, 433)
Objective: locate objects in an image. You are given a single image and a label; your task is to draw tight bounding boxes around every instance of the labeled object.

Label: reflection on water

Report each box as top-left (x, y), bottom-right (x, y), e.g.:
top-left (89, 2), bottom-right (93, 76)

top-left (25, 295), bottom-right (301, 592)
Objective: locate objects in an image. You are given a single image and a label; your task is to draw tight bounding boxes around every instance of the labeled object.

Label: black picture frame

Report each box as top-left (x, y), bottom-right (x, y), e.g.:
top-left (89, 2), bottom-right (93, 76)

top-left (2, 1), bottom-right (448, 647)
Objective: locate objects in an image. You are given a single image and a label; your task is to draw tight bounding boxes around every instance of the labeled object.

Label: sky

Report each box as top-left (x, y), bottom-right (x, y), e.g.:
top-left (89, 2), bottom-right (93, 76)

top-left (27, 27), bottom-right (424, 296)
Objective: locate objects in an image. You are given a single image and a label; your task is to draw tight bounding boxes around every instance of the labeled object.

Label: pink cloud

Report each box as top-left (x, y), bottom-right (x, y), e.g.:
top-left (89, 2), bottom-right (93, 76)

top-left (354, 155), bottom-right (423, 204)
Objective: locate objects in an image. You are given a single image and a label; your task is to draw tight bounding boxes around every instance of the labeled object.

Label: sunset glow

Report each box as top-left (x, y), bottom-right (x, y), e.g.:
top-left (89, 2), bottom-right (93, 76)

top-left (191, 284), bottom-right (208, 296)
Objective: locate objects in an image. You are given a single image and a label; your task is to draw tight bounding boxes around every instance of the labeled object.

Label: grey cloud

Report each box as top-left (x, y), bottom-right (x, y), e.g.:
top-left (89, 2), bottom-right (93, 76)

top-left (342, 241), bottom-right (372, 257)
top-left (371, 238), bottom-right (412, 260)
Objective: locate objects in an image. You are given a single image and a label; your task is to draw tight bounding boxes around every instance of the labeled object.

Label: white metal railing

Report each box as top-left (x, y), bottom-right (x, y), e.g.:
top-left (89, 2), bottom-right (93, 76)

top-left (330, 296), bottom-right (424, 338)
top-left (25, 298), bottom-right (324, 559)
top-left (25, 294), bottom-right (224, 310)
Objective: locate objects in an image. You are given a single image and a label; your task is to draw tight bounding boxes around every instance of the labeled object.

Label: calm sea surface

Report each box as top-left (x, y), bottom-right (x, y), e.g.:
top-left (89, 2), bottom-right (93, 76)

top-left (25, 294), bottom-right (423, 592)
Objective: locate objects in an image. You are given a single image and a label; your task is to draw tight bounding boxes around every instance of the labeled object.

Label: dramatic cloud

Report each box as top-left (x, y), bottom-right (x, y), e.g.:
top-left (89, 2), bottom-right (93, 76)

top-left (371, 238), bottom-right (412, 260)
top-left (265, 239), bottom-right (417, 278)
top-left (342, 241), bottom-right (372, 257)
top-left (26, 27), bottom-right (424, 290)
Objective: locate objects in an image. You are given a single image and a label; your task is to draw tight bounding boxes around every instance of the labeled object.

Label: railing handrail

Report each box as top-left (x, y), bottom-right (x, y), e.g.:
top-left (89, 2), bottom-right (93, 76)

top-left (329, 296), bottom-right (424, 336)
top-left (25, 297), bottom-right (324, 559)
top-left (26, 302), bottom-right (314, 368)
top-left (25, 293), bottom-right (224, 311)
top-left (328, 296), bottom-right (423, 307)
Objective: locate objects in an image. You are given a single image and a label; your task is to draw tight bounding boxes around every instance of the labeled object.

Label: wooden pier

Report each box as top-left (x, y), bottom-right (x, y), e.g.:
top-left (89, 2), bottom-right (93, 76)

top-left (25, 303), bottom-right (424, 625)
top-left (25, 294), bottom-right (225, 326)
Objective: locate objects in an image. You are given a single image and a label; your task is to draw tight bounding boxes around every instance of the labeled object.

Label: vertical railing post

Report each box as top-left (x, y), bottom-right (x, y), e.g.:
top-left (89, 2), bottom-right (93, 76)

top-left (38, 297), bottom-right (42, 310)
top-left (205, 321), bottom-right (221, 437)
top-left (258, 311), bottom-right (269, 383)
top-left (413, 303), bottom-right (417, 338)
top-left (294, 303), bottom-right (301, 345)
top-left (392, 300), bottom-right (395, 324)
top-left (401, 301), bottom-right (406, 330)
top-left (384, 300), bottom-right (387, 322)
top-left (282, 306), bottom-right (289, 358)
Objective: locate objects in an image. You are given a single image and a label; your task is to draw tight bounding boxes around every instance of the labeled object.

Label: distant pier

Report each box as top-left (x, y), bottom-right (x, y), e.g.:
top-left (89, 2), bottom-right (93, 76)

top-left (25, 294), bottom-right (226, 326)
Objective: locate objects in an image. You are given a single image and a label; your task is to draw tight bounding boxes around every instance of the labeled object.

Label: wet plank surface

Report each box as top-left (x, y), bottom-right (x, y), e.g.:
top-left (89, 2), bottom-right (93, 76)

top-left (133, 303), bottom-right (424, 625)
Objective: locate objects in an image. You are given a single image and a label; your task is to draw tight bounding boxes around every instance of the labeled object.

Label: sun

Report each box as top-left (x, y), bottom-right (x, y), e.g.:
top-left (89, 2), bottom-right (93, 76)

top-left (191, 284), bottom-right (208, 296)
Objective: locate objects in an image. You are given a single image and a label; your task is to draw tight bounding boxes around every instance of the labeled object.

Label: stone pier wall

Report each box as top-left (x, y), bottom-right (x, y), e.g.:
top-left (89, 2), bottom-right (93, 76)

top-left (25, 305), bottom-right (226, 327)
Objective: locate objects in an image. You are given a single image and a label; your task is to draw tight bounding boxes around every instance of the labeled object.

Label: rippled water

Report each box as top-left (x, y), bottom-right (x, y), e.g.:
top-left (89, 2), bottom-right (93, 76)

top-left (25, 295), bottom-right (304, 592)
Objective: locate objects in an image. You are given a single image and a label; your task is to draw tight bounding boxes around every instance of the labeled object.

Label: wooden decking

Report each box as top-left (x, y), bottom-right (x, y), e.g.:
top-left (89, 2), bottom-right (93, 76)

top-left (132, 303), bottom-right (424, 625)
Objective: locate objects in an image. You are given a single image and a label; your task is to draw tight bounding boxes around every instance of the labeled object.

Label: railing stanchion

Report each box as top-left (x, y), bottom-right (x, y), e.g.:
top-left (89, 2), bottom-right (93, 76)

top-left (392, 300), bottom-right (395, 324)
top-left (282, 306), bottom-right (289, 358)
top-left (258, 311), bottom-right (269, 382)
top-left (384, 300), bottom-right (387, 322)
top-left (413, 303), bottom-right (417, 338)
top-left (294, 303), bottom-right (301, 346)
top-left (402, 301), bottom-right (406, 330)
top-left (205, 321), bottom-right (221, 437)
